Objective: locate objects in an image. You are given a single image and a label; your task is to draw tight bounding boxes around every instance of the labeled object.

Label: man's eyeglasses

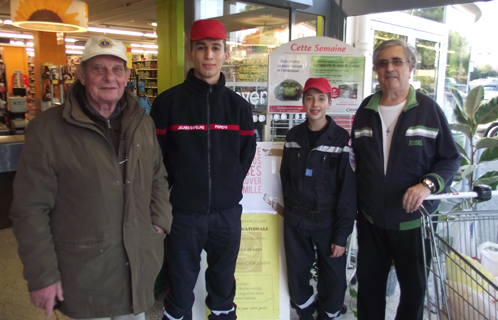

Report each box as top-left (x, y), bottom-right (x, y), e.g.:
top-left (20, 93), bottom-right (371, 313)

top-left (376, 59), bottom-right (408, 68)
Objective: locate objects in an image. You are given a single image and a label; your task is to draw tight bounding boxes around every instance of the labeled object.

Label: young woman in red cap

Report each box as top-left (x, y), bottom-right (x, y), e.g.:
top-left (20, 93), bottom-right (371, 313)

top-left (280, 78), bottom-right (356, 319)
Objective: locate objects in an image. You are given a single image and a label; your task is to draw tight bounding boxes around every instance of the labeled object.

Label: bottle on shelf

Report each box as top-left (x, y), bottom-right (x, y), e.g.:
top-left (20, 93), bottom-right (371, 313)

top-left (42, 85), bottom-right (51, 102)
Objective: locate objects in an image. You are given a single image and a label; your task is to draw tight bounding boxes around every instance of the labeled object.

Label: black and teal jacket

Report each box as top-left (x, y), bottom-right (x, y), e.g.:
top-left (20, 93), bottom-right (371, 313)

top-left (352, 86), bottom-right (460, 230)
top-left (150, 69), bottom-right (256, 212)
top-left (280, 116), bottom-right (356, 247)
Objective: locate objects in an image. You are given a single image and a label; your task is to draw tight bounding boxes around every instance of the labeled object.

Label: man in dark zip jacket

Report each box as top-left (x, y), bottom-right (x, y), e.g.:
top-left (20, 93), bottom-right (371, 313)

top-left (150, 19), bottom-right (256, 320)
top-left (352, 39), bottom-right (460, 320)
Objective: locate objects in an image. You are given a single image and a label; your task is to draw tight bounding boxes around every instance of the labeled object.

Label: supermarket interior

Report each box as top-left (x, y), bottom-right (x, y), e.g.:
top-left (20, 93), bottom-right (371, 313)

top-left (0, 0), bottom-right (496, 319)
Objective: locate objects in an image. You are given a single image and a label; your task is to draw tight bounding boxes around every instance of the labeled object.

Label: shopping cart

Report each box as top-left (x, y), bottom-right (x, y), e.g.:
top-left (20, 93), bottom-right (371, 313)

top-left (420, 186), bottom-right (498, 320)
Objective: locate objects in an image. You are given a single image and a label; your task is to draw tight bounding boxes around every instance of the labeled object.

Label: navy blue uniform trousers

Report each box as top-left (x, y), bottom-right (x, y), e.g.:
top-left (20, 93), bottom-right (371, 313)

top-left (284, 218), bottom-right (347, 317)
top-left (164, 205), bottom-right (242, 320)
top-left (356, 213), bottom-right (431, 320)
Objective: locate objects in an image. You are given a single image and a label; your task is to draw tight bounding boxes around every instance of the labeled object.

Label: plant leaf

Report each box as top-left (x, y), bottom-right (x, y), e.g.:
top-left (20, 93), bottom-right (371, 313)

top-left (475, 137), bottom-right (498, 149)
top-left (451, 201), bottom-right (467, 211)
top-left (478, 147), bottom-right (498, 163)
top-left (455, 141), bottom-right (470, 164)
top-left (475, 171), bottom-right (498, 189)
top-left (449, 86), bottom-right (464, 112)
top-left (460, 164), bottom-right (476, 180)
top-left (450, 123), bottom-right (471, 135)
top-left (475, 95), bottom-right (498, 125)
top-left (464, 86), bottom-right (485, 122)
top-left (349, 287), bottom-right (357, 299)
top-left (449, 87), bottom-right (469, 125)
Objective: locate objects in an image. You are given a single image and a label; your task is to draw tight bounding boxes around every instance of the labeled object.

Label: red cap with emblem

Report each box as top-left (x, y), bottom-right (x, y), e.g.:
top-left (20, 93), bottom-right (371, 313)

top-left (302, 78), bottom-right (333, 95)
top-left (190, 19), bottom-right (226, 41)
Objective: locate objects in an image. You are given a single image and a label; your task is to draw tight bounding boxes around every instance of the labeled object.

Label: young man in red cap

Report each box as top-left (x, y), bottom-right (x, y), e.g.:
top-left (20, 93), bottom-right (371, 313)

top-left (150, 19), bottom-right (256, 320)
top-left (280, 78), bottom-right (356, 319)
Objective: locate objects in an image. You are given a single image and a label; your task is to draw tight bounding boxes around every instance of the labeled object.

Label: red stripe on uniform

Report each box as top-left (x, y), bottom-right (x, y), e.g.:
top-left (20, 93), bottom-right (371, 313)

top-left (240, 130), bottom-right (255, 136)
top-left (156, 128), bottom-right (167, 135)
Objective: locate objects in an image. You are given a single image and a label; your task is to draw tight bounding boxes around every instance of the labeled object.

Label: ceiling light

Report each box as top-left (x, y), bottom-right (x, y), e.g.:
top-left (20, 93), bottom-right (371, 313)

top-left (131, 49), bottom-right (145, 53)
top-left (66, 45), bottom-right (85, 50)
top-left (66, 50), bottom-right (84, 54)
top-left (0, 32), bottom-right (33, 39)
top-left (88, 27), bottom-right (144, 37)
top-left (151, 22), bottom-right (157, 27)
top-left (4, 19), bottom-right (12, 25)
top-left (27, 52), bottom-right (35, 56)
top-left (26, 41), bottom-right (34, 46)
top-left (65, 38), bottom-right (76, 43)
top-left (10, 0), bottom-right (88, 32)
top-left (26, 48), bottom-right (34, 52)
top-left (144, 33), bottom-right (157, 38)
top-left (141, 44), bottom-right (158, 49)
top-left (131, 43), bottom-right (141, 47)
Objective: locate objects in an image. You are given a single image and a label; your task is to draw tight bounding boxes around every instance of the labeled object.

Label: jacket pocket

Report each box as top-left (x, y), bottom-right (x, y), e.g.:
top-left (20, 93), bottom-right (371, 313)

top-left (54, 239), bottom-right (113, 292)
top-left (137, 158), bottom-right (145, 190)
top-left (139, 230), bottom-right (165, 294)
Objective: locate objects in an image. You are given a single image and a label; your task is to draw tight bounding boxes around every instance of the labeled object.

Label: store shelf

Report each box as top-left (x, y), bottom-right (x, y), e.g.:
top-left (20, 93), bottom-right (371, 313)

top-left (222, 63), bottom-right (268, 82)
top-left (226, 82), bottom-right (267, 87)
top-left (133, 60), bottom-right (158, 100)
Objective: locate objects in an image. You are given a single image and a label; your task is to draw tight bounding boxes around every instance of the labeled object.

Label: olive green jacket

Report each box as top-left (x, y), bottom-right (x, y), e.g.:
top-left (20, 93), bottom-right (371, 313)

top-left (10, 81), bottom-right (172, 318)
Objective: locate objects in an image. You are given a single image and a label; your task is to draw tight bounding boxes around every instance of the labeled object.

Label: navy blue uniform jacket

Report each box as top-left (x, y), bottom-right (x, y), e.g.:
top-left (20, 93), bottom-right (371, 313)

top-left (352, 87), bottom-right (461, 230)
top-left (280, 116), bottom-right (356, 247)
top-left (151, 69), bottom-right (256, 212)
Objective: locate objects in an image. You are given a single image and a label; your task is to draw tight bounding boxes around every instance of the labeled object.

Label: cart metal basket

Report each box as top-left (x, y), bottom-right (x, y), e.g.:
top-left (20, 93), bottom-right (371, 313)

top-left (421, 190), bottom-right (498, 320)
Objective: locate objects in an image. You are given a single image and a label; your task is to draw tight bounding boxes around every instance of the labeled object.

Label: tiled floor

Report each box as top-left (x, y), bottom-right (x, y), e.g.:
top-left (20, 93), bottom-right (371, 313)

top-left (0, 225), bottom-right (428, 320)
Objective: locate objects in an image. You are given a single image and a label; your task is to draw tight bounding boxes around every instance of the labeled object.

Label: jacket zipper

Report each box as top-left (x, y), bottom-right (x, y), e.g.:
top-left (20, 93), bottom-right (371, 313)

top-left (207, 86), bottom-right (212, 213)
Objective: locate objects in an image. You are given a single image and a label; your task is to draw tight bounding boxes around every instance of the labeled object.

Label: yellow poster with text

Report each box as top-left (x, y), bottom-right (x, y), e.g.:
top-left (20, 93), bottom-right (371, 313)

top-left (235, 213), bottom-right (280, 319)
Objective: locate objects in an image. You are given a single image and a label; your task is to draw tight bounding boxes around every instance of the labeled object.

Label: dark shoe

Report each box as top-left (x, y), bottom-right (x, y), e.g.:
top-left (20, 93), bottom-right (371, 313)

top-left (299, 315), bottom-right (314, 320)
top-left (340, 304), bottom-right (347, 314)
top-left (316, 304), bottom-right (347, 319)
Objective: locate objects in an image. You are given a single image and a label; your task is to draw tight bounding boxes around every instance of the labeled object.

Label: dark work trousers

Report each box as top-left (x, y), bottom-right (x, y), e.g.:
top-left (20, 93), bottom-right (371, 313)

top-left (284, 218), bottom-right (347, 318)
top-left (356, 213), bottom-right (432, 320)
top-left (163, 205), bottom-right (242, 320)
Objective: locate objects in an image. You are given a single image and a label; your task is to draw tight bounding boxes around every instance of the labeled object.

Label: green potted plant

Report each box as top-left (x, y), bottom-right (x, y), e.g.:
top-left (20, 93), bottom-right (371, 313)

top-left (448, 85), bottom-right (498, 210)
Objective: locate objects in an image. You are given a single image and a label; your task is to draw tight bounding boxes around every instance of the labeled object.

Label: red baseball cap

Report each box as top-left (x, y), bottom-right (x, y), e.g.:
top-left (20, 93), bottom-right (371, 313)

top-left (190, 19), bottom-right (226, 41)
top-left (302, 78), bottom-right (332, 95)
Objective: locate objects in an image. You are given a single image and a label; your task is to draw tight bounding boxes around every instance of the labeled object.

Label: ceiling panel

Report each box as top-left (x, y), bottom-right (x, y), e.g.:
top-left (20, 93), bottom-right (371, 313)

top-left (335, 0), bottom-right (489, 16)
top-left (0, 0), bottom-right (489, 44)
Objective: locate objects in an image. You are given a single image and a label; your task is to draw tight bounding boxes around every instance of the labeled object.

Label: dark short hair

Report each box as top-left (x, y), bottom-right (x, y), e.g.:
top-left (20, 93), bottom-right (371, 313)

top-left (373, 39), bottom-right (417, 72)
top-left (190, 39), bottom-right (226, 51)
top-left (302, 91), bottom-right (331, 103)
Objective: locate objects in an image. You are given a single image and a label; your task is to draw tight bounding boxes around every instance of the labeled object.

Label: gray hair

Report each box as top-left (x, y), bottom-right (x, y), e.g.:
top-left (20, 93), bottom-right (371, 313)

top-left (373, 39), bottom-right (417, 72)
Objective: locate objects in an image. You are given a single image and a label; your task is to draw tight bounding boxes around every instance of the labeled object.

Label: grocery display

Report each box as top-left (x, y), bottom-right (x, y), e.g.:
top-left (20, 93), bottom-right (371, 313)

top-left (133, 59), bottom-right (158, 102)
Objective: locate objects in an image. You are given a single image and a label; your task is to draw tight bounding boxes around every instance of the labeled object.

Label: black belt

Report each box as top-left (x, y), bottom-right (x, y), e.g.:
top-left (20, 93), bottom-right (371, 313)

top-left (286, 202), bottom-right (333, 222)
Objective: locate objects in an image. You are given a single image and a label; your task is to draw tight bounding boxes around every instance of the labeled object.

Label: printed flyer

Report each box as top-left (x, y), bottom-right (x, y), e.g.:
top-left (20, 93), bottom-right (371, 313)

top-left (268, 36), bottom-right (365, 115)
top-left (234, 213), bottom-right (281, 319)
top-left (241, 142), bottom-right (284, 214)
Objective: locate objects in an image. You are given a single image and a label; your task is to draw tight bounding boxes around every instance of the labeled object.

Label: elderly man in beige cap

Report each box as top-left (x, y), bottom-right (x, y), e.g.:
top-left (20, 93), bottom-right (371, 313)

top-left (10, 36), bottom-right (173, 320)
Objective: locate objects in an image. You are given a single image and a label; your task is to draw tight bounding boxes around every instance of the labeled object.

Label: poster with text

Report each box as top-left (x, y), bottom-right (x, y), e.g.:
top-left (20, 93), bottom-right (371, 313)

top-left (241, 142), bottom-right (284, 214)
top-left (234, 213), bottom-right (281, 319)
top-left (268, 36), bottom-right (365, 115)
